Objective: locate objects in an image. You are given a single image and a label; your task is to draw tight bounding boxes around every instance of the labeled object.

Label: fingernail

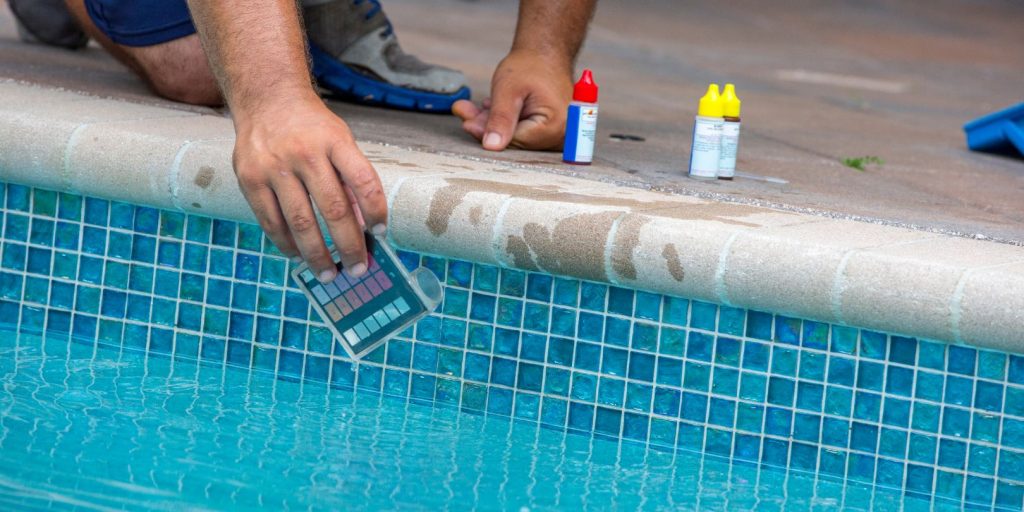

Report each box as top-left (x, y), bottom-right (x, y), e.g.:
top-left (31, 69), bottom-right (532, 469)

top-left (371, 223), bottom-right (387, 236)
top-left (290, 256), bottom-right (303, 264)
top-left (347, 262), bottom-right (367, 278)
top-left (483, 132), bottom-right (502, 149)
top-left (318, 269), bottom-right (337, 283)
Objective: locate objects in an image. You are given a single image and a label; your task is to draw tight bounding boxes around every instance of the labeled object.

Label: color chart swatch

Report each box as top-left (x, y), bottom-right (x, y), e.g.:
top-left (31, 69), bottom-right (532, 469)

top-left (294, 241), bottom-right (427, 359)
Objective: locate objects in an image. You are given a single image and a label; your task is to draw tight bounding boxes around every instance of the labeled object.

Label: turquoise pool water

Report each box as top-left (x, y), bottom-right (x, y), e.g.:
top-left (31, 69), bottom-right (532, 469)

top-left (0, 327), bottom-right (949, 511)
top-left (3, 182), bottom-right (1024, 510)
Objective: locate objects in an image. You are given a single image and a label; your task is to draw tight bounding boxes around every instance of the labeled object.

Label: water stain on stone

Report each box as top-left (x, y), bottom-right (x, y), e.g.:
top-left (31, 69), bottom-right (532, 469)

top-left (505, 211), bottom-right (622, 282)
top-left (398, 162), bottom-right (420, 168)
top-left (611, 215), bottom-right (650, 280)
top-left (662, 243), bottom-right (685, 281)
top-left (194, 166), bottom-right (216, 189)
top-left (441, 163), bottom-right (473, 170)
top-left (426, 178), bottom-right (561, 237)
top-left (469, 206), bottom-right (483, 226)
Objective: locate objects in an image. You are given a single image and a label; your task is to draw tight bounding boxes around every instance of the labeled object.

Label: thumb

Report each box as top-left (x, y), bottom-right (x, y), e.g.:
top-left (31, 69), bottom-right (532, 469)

top-left (482, 82), bottom-right (524, 151)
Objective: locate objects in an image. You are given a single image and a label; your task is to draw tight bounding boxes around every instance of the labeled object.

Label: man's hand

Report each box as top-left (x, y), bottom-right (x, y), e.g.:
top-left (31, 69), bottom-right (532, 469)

top-left (453, 0), bottom-right (596, 152)
top-left (187, 0), bottom-right (386, 282)
top-left (233, 97), bottom-right (386, 282)
top-left (453, 50), bottom-right (573, 151)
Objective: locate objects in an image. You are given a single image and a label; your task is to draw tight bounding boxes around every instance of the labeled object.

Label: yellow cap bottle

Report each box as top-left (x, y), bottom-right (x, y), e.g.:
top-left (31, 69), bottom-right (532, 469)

top-left (689, 84), bottom-right (726, 178)
top-left (718, 83), bottom-right (742, 180)
top-left (721, 83), bottom-right (741, 118)
top-left (697, 84), bottom-right (724, 118)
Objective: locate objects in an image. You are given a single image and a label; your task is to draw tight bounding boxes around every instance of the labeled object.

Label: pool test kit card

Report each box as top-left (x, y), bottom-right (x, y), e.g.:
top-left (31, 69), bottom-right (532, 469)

top-left (291, 234), bottom-right (443, 360)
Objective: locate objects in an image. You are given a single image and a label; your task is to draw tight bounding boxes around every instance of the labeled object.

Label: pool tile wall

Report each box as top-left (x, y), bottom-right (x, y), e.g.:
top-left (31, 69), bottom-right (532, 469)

top-left (1, 182), bottom-right (1023, 510)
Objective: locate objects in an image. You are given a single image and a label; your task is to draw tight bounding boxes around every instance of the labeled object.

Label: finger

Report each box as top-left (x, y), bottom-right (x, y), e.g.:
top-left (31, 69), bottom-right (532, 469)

top-left (238, 180), bottom-right (301, 261)
top-left (452, 99), bottom-right (480, 121)
top-left (482, 85), bottom-right (524, 151)
top-left (271, 171), bottom-right (336, 282)
top-left (301, 158), bottom-right (368, 277)
top-left (461, 109), bottom-right (488, 140)
top-left (329, 143), bottom-right (388, 238)
top-left (343, 184), bottom-right (366, 227)
top-left (510, 113), bottom-right (565, 151)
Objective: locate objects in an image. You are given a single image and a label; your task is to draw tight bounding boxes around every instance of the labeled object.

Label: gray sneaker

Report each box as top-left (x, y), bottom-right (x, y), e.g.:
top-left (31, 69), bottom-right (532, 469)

top-left (302, 0), bottom-right (471, 113)
top-left (8, 0), bottom-right (89, 50)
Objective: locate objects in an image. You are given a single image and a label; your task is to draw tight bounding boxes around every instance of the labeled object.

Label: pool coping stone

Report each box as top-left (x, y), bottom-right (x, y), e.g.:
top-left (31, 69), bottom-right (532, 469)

top-left (2, 79), bottom-right (1022, 353)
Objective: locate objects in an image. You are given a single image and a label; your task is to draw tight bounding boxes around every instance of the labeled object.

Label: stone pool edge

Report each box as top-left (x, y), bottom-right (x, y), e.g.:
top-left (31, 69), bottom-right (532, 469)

top-left (1, 79), bottom-right (1022, 353)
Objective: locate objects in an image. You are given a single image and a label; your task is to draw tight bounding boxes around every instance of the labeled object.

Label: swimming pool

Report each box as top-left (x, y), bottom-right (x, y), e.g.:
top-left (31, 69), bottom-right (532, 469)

top-left (0, 327), bottom-right (949, 510)
top-left (1, 181), bottom-right (1023, 510)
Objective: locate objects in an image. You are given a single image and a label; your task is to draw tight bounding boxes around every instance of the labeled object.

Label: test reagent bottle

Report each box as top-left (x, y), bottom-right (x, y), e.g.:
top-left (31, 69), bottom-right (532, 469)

top-left (718, 83), bottom-right (742, 180)
top-left (563, 69), bottom-right (599, 165)
top-left (688, 84), bottom-right (724, 178)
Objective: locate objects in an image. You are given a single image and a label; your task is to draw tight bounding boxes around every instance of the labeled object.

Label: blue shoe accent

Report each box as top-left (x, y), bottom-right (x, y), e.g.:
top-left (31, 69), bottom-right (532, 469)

top-left (309, 43), bottom-right (471, 114)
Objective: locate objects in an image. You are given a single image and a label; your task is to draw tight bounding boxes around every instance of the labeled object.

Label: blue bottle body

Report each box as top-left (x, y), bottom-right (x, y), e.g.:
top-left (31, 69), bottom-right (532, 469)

top-left (563, 101), bottom-right (599, 164)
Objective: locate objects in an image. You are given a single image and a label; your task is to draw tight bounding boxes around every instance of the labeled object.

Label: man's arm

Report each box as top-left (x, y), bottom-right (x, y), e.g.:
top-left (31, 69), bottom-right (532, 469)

top-left (454, 0), bottom-right (597, 151)
top-left (186, 0), bottom-right (386, 281)
top-left (509, 0), bottom-right (596, 75)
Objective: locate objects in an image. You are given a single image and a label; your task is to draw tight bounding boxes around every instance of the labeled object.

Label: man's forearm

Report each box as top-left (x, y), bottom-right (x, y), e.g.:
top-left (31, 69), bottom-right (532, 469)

top-left (512, 0), bottom-right (597, 70)
top-left (186, 0), bottom-right (317, 118)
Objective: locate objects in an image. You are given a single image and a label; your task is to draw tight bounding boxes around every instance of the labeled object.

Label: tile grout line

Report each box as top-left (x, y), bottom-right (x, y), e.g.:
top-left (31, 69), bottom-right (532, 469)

top-left (830, 235), bottom-right (947, 329)
top-left (949, 258), bottom-right (1024, 346)
top-left (168, 140), bottom-right (197, 211)
top-left (831, 249), bottom-right (857, 326)
top-left (60, 123), bottom-right (90, 194)
top-left (713, 231), bottom-right (742, 307)
top-left (602, 212), bottom-right (629, 288)
top-left (489, 197), bottom-right (515, 269)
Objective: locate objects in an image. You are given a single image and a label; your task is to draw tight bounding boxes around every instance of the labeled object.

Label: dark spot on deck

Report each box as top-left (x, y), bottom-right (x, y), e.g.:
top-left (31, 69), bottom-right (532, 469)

top-left (194, 166), bottom-right (215, 189)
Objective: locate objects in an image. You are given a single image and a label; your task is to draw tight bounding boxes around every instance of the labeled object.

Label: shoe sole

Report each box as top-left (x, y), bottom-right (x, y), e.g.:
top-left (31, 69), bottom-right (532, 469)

top-left (309, 43), bottom-right (471, 114)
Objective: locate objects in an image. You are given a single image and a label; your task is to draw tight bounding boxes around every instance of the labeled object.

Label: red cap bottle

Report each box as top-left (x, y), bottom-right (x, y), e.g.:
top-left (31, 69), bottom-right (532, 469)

top-left (564, 69), bottom-right (600, 164)
top-left (572, 69), bottom-right (599, 104)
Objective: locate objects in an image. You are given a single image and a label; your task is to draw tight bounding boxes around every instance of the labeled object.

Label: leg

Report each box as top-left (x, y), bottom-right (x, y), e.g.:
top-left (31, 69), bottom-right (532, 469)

top-left (64, 0), bottom-right (222, 106)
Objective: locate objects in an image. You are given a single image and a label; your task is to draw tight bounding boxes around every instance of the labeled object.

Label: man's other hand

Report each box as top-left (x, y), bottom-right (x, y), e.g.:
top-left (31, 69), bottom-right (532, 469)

top-left (452, 50), bottom-right (573, 152)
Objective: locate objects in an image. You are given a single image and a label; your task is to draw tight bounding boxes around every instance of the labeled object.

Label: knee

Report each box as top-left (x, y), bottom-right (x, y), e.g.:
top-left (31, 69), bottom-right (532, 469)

top-left (147, 69), bottom-right (222, 106)
top-left (132, 37), bottom-right (224, 106)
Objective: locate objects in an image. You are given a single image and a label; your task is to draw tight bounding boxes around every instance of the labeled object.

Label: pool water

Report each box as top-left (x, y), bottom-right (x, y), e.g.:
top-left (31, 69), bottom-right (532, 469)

top-left (0, 328), bottom-right (960, 511)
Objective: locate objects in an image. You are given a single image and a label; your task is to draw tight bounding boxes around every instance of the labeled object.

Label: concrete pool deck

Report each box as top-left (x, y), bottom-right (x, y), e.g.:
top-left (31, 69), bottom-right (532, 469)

top-left (1, 0), bottom-right (1023, 351)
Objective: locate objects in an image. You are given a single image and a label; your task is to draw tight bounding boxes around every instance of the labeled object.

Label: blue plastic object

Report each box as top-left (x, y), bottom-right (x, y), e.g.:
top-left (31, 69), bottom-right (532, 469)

top-left (964, 102), bottom-right (1024, 158)
top-left (309, 43), bottom-right (471, 114)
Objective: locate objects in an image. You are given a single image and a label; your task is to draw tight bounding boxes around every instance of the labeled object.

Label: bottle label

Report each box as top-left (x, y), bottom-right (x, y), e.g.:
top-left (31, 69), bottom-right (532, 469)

top-left (688, 116), bottom-right (723, 178)
top-left (718, 121), bottom-right (740, 177)
top-left (563, 103), bottom-right (598, 163)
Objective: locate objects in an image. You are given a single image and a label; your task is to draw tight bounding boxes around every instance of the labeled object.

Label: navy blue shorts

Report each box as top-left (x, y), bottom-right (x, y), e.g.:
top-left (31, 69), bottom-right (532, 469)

top-left (85, 0), bottom-right (195, 47)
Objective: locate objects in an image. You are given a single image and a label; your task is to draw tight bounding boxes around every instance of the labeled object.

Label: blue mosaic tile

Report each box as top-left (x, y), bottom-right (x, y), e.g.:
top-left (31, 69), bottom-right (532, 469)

top-left (948, 345), bottom-right (978, 376)
top-left (662, 296), bottom-right (688, 327)
top-left (579, 282), bottom-right (606, 312)
top-left (687, 300), bottom-right (715, 331)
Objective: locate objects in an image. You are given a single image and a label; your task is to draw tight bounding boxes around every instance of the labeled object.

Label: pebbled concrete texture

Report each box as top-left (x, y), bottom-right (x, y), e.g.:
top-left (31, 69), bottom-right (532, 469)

top-left (1, 2), bottom-right (1024, 352)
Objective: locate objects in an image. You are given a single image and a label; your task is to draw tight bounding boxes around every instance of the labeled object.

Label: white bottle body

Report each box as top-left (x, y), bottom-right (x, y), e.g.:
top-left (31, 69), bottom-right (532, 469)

top-left (688, 115), bottom-right (723, 178)
top-left (718, 119), bottom-right (741, 179)
top-left (563, 101), bottom-right (599, 164)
